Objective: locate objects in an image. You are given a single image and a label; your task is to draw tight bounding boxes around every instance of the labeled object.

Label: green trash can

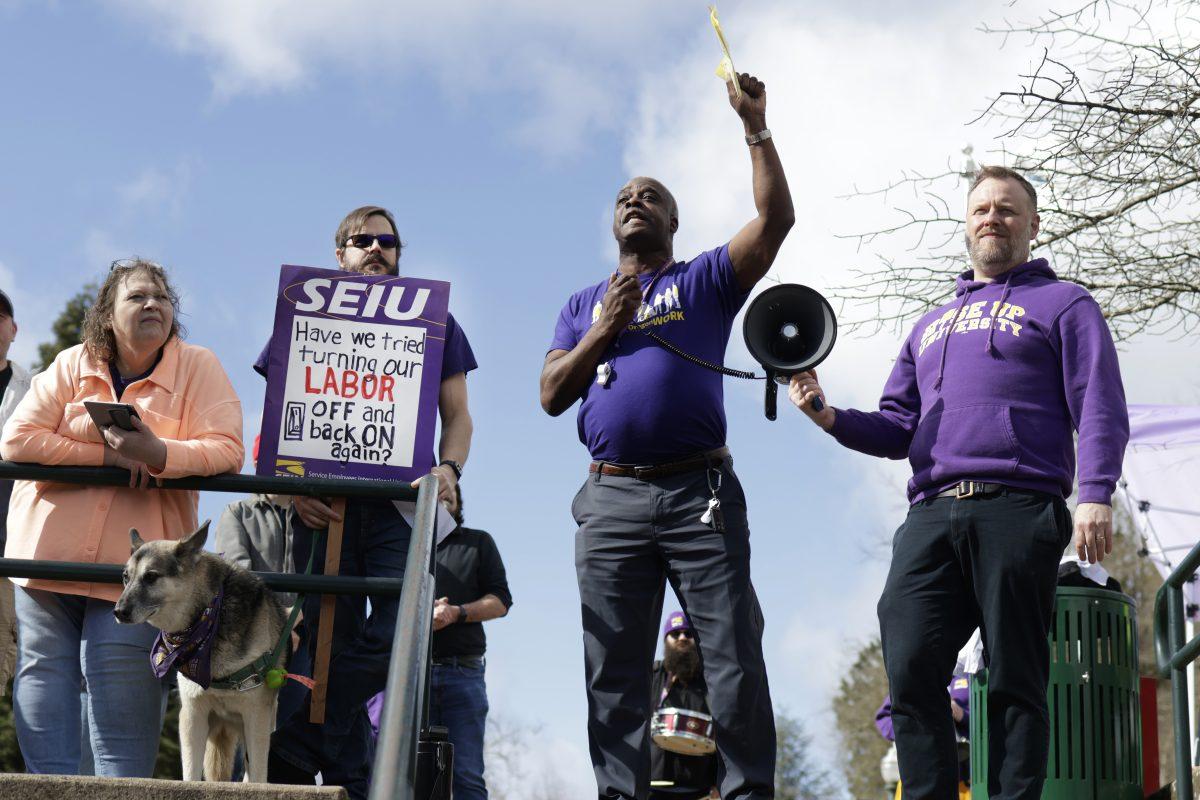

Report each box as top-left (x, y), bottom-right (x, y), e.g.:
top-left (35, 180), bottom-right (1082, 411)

top-left (970, 586), bottom-right (1141, 799)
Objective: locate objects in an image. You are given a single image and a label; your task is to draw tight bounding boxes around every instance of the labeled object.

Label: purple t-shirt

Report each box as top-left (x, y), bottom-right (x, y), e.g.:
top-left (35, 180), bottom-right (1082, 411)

top-left (254, 312), bottom-right (477, 382)
top-left (549, 244), bottom-right (748, 464)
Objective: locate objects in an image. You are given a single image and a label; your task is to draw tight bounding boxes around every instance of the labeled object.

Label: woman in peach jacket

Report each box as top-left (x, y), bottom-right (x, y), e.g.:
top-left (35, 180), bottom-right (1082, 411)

top-left (0, 259), bottom-right (243, 777)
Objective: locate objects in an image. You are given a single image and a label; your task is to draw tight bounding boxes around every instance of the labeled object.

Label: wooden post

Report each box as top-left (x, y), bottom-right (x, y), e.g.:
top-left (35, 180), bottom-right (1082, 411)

top-left (309, 498), bottom-right (347, 724)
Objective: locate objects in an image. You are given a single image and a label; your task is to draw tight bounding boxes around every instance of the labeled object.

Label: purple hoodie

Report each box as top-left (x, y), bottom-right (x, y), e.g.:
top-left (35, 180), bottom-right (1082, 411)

top-left (876, 674), bottom-right (971, 741)
top-left (829, 259), bottom-right (1128, 504)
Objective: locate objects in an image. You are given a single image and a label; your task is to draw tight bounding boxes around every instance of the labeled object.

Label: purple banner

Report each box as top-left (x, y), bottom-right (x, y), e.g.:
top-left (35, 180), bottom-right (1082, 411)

top-left (257, 265), bottom-right (449, 483)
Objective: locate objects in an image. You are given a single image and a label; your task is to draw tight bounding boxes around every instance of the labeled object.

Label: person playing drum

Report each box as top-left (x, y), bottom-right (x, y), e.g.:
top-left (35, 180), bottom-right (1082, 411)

top-left (650, 612), bottom-right (719, 800)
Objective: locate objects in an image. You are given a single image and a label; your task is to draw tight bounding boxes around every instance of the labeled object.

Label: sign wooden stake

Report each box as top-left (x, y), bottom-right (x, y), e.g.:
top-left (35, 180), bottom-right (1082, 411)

top-left (310, 497), bottom-right (347, 724)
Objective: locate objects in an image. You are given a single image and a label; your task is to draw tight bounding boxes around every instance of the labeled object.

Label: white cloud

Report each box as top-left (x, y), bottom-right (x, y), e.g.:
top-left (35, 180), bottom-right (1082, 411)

top-left (103, 0), bottom-right (689, 151)
top-left (117, 160), bottom-right (194, 219)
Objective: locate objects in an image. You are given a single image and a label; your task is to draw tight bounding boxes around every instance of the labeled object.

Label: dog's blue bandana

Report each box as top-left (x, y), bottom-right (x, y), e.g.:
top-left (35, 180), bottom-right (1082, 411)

top-left (150, 585), bottom-right (224, 689)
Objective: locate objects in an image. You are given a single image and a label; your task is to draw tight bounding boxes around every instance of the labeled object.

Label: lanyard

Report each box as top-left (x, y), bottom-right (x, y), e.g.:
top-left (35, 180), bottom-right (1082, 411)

top-left (612, 257), bottom-right (676, 343)
top-left (596, 258), bottom-right (675, 388)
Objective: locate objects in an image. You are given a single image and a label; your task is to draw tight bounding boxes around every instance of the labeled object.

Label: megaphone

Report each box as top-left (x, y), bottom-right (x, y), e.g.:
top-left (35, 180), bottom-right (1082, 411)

top-left (742, 283), bottom-right (837, 421)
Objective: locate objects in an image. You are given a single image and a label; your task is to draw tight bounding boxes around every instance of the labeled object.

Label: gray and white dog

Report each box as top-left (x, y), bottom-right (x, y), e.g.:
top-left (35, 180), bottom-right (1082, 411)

top-left (114, 521), bottom-right (288, 783)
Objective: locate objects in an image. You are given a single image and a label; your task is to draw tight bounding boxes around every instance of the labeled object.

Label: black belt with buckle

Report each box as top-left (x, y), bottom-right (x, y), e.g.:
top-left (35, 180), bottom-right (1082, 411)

top-left (936, 481), bottom-right (1007, 500)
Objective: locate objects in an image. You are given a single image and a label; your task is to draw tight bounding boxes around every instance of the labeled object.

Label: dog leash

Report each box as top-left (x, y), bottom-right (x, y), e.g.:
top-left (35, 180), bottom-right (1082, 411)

top-left (209, 531), bottom-right (322, 692)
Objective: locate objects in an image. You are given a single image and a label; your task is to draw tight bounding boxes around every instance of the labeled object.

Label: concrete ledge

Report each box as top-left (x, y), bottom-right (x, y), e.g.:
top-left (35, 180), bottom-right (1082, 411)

top-left (0, 773), bottom-right (349, 800)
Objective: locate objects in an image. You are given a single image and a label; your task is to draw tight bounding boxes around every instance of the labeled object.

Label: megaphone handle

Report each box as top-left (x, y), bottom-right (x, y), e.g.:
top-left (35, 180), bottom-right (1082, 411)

top-left (765, 369), bottom-right (778, 421)
top-left (811, 396), bottom-right (825, 413)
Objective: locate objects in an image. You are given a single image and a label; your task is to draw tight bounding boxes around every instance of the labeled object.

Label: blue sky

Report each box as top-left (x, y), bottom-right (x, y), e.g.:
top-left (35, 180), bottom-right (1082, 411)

top-left (3, 1), bottom-right (1198, 794)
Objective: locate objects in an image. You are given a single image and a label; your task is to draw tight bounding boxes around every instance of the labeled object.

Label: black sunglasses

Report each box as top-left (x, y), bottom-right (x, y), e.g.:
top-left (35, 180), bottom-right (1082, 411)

top-left (346, 233), bottom-right (399, 250)
top-left (667, 629), bottom-right (694, 640)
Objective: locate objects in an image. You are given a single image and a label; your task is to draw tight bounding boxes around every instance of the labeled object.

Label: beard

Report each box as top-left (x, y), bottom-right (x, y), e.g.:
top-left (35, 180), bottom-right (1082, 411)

top-left (663, 641), bottom-right (702, 683)
top-left (966, 228), bottom-right (1029, 274)
top-left (344, 253), bottom-right (395, 276)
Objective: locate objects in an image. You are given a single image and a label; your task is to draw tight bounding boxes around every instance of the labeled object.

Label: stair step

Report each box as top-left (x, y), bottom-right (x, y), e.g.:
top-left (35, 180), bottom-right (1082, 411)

top-left (0, 773), bottom-right (349, 800)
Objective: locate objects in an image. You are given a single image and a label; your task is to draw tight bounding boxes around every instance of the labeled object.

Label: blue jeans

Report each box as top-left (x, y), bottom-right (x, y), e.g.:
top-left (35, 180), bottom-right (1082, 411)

top-left (272, 500), bottom-right (411, 800)
top-left (13, 586), bottom-right (167, 776)
top-left (428, 661), bottom-right (489, 800)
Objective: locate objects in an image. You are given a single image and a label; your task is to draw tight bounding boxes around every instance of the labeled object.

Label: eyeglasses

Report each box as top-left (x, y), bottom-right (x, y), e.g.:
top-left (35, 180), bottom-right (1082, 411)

top-left (345, 233), bottom-right (399, 250)
top-left (110, 258), bottom-right (162, 272)
top-left (667, 630), bottom-right (694, 640)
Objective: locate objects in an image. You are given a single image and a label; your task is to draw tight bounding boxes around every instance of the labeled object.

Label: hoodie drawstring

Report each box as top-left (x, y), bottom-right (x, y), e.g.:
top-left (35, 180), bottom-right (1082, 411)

top-left (933, 289), bottom-right (972, 392)
top-left (985, 280), bottom-right (1014, 356)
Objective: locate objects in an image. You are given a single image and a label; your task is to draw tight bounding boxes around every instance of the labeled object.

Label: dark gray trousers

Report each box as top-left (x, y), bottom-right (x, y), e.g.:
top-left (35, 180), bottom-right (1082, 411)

top-left (878, 490), bottom-right (1072, 800)
top-left (573, 456), bottom-right (774, 800)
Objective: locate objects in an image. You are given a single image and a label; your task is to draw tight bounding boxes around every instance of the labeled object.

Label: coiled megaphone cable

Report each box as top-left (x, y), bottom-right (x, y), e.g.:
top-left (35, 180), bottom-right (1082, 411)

top-left (644, 331), bottom-right (762, 380)
top-left (642, 330), bottom-right (825, 414)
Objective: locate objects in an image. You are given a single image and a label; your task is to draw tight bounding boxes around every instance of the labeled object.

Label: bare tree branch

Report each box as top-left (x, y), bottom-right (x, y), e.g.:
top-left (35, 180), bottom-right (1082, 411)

top-left (838, 0), bottom-right (1200, 341)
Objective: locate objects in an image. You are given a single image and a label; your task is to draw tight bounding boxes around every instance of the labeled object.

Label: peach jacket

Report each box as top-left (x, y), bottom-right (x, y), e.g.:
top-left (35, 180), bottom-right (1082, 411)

top-left (0, 339), bottom-right (243, 602)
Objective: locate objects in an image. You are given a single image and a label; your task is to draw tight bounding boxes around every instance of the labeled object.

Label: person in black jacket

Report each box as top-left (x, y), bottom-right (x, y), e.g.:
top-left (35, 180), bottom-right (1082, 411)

top-left (650, 611), bottom-right (718, 800)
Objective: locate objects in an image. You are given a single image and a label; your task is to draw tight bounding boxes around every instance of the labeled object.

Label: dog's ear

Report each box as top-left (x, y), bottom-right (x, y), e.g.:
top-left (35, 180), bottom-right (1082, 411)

top-left (130, 528), bottom-right (146, 554)
top-left (175, 520), bottom-right (210, 560)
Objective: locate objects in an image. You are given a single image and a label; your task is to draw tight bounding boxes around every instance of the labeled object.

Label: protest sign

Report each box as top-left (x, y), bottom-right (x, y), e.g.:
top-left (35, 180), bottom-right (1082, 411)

top-left (257, 265), bottom-right (449, 483)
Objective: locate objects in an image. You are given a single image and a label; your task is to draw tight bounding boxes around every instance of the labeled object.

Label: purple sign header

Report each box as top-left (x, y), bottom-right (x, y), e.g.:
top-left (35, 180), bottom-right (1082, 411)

top-left (257, 265), bottom-right (449, 483)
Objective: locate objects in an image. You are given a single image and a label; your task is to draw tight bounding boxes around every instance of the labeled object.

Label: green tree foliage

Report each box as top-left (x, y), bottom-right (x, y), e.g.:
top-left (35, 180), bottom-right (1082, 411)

top-left (775, 708), bottom-right (838, 799)
top-left (833, 636), bottom-right (890, 800)
top-left (35, 283), bottom-right (96, 372)
top-left (0, 690), bottom-right (25, 773)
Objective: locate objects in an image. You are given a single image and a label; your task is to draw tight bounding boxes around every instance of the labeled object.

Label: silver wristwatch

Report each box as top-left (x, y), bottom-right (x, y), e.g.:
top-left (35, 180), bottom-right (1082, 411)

top-left (745, 128), bottom-right (772, 146)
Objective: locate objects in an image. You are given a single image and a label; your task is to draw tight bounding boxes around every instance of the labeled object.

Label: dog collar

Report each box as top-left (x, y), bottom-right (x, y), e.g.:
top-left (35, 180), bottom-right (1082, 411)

top-left (209, 651), bottom-right (278, 692)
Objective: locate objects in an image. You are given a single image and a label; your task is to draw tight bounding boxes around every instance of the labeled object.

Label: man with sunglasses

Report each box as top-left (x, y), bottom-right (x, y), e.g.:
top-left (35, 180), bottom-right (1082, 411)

top-left (258, 205), bottom-right (476, 797)
top-left (540, 72), bottom-right (791, 799)
top-left (651, 612), bottom-right (718, 800)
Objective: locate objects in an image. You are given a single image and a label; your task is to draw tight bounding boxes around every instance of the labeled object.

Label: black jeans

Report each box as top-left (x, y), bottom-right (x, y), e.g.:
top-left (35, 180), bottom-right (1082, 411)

top-left (878, 490), bottom-right (1071, 800)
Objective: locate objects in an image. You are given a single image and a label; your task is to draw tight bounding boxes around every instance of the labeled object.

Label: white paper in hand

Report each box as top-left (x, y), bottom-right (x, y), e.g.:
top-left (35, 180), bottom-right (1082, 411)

top-left (393, 500), bottom-right (458, 545)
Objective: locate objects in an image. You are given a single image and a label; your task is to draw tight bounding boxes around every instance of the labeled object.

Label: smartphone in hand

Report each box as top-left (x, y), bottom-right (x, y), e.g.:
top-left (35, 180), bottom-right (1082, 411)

top-left (84, 401), bottom-right (141, 433)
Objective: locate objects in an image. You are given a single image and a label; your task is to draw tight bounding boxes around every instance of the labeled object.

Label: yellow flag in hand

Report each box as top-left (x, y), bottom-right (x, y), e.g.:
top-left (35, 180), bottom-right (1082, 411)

top-left (709, 5), bottom-right (741, 99)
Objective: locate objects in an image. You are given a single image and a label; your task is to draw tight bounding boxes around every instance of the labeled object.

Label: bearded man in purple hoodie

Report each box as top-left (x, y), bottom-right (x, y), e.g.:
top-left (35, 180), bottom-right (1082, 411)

top-left (788, 165), bottom-right (1128, 800)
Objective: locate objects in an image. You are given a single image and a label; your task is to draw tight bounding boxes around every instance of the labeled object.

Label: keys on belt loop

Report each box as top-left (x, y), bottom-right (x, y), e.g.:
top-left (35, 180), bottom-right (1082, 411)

top-left (701, 467), bottom-right (725, 533)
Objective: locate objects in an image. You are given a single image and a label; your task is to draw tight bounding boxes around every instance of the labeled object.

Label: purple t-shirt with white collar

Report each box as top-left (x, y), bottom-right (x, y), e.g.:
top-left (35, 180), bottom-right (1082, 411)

top-left (549, 244), bottom-right (748, 464)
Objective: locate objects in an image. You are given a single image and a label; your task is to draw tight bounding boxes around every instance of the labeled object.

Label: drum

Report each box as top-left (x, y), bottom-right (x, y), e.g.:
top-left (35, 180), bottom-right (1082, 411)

top-left (651, 707), bottom-right (716, 755)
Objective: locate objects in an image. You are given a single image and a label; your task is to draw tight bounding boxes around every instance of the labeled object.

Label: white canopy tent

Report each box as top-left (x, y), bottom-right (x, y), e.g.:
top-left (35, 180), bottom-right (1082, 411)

top-left (1115, 403), bottom-right (1200, 766)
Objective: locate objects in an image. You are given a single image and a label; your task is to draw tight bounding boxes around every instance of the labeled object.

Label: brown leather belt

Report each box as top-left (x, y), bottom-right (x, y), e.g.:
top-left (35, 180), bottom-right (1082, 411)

top-left (589, 446), bottom-right (730, 481)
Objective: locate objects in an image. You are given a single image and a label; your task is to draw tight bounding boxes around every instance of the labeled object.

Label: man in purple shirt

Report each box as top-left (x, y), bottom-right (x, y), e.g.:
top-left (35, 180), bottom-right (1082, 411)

top-left (262, 205), bottom-right (476, 798)
top-left (540, 72), bottom-right (794, 800)
top-left (789, 166), bottom-right (1129, 800)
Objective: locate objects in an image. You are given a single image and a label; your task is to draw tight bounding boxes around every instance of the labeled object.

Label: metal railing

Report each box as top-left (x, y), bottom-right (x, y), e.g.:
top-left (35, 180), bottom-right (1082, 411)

top-left (0, 461), bottom-right (437, 800)
top-left (1154, 535), bottom-right (1200, 800)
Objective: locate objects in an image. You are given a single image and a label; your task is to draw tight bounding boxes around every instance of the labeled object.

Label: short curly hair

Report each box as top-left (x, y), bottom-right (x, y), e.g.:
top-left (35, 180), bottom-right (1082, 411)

top-left (81, 259), bottom-right (185, 365)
